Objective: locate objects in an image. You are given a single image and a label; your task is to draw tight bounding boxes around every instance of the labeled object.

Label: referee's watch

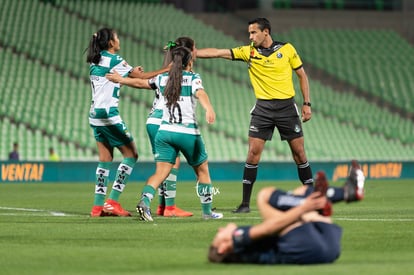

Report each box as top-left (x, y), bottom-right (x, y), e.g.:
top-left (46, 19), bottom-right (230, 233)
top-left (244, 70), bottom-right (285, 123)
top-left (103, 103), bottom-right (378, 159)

top-left (303, 102), bottom-right (312, 107)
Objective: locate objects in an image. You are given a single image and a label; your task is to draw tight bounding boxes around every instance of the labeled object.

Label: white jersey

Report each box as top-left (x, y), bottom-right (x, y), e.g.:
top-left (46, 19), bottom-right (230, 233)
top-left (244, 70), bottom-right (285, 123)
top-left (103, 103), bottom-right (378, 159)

top-left (149, 71), bottom-right (204, 135)
top-left (88, 50), bottom-right (132, 126)
top-left (146, 89), bottom-right (163, 126)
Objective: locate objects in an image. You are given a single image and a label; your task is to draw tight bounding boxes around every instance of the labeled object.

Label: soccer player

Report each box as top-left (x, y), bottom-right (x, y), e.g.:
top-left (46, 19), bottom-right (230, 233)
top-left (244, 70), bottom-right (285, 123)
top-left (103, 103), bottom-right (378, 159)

top-left (197, 18), bottom-right (313, 213)
top-left (106, 46), bottom-right (223, 221)
top-left (86, 28), bottom-right (168, 217)
top-left (208, 161), bottom-right (365, 264)
top-left (147, 37), bottom-right (198, 218)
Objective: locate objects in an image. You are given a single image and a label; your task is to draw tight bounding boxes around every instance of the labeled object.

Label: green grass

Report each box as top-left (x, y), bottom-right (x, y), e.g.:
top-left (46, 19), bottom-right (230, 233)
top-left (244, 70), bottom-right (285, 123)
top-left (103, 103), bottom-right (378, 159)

top-left (0, 180), bottom-right (413, 275)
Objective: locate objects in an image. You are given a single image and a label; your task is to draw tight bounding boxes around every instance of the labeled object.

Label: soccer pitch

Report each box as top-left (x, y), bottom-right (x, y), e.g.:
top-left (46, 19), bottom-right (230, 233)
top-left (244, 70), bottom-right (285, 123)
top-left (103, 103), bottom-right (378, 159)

top-left (0, 179), bottom-right (413, 274)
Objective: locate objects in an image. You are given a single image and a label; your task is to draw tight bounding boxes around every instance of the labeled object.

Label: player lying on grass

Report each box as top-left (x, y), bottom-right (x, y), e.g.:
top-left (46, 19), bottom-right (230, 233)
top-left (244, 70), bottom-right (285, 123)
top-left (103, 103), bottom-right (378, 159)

top-left (208, 160), bottom-right (365, 264)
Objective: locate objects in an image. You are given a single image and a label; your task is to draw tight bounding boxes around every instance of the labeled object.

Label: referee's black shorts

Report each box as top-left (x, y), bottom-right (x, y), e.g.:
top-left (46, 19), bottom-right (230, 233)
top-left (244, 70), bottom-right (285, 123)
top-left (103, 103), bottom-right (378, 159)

top-left (249, 98), bottom-right (303, 141)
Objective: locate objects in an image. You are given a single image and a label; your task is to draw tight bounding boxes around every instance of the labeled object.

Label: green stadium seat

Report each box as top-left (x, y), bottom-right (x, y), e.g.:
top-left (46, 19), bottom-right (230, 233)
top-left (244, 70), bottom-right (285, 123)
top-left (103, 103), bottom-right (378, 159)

top-left (1, 0), bottom-right (413, 161)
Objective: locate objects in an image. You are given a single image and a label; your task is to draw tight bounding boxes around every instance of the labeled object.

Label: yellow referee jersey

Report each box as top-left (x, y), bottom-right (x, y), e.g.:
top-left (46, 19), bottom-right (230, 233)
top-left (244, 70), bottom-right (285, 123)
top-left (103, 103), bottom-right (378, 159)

top-left (231, 42), bottom-right (303, 100)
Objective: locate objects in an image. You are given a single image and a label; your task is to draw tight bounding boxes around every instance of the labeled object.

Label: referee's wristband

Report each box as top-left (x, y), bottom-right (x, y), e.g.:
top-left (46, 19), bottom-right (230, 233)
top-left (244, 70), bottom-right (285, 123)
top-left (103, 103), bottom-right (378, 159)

top-left (232, 226), bottom-right (252, 252)
top-left (303, 102), bottom-right (312, 107)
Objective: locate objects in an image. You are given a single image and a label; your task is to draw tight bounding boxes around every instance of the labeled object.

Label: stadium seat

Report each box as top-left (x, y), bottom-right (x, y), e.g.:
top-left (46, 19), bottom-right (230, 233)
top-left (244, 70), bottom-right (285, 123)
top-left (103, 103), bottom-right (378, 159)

top-left (1, 0), bottom-right (413, 161)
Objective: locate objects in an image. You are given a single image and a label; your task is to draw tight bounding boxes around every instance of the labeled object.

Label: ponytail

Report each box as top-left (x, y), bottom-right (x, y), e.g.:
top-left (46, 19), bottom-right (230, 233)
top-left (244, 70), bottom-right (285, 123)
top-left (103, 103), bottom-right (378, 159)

top-left (164, 47), bottom-right (192, 108)
top-left (85, 28), bottom-right (115, 64)
top-left (162, 37), bottom-right (194, 67)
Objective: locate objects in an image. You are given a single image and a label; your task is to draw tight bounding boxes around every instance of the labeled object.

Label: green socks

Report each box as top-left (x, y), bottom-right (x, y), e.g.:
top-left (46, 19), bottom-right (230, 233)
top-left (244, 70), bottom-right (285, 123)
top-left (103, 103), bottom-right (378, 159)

top-left (93, 162), bottom-right (111, 206)
top-left (164, 168), bottom-right (178, 207)
top-left (108, 157), bottom-right (136, 201)
top-left (157, 182), bottom-right (166, 206)
top-left (141, 185), bottom-right (156, 206)
top-left (197, 182), bottom-right (213, 215)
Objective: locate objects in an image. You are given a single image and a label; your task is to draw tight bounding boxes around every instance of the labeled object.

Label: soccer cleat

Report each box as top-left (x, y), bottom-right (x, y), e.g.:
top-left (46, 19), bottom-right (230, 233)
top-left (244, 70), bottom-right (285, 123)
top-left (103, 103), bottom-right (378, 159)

top-left (90, 205), bottom-right (104, 217)
top-left (156, 205), bottom-right (165, 216)
top-left (313, 171), bottom-right (329, 195)
top-left (231, 204), bottom-right (250, 213)
top-left (344, 160), bottom-right (365, 202)
top-left (163, 206), bottom-right (193, 217)
top-left (90, 205), bottom-right (118, 217)
top-left (103, 199), bottom-right (132, 217)
top-left (203, 211), bottom-right (224, 220)
top-left (319, 200), bottom-right (333, 217)
top-left (313, 171), bottom-right (332, 216)
top-left (136, 201), bottom-right (153, 222)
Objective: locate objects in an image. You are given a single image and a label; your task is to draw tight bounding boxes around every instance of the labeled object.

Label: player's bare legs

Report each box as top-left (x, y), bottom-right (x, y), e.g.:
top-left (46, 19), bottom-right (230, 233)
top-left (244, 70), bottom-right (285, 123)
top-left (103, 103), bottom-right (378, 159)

top-left (147, 162), bottom-right (174, 191)
top-left (97, 141), bottom-right (114, 162)
top-left (117, 141), bottom-right (138, 159)
top-left (246, 137), bottom-right (266, 164)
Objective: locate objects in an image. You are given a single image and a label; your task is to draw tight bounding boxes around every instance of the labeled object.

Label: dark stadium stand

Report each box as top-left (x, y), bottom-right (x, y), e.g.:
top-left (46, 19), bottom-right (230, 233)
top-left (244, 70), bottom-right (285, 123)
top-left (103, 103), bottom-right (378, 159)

top-left (0, 0), bottom-right (413, 161)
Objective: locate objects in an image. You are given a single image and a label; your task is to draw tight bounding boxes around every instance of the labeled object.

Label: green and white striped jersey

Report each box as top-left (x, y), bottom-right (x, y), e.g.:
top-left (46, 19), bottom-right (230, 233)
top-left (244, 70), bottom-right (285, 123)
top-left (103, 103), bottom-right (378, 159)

top-left (88, 50), bottom-right (133, 126)
top-left (146, 89), bottom-right (163, 126)
top-left (149, 71), bottom-right (204, 135)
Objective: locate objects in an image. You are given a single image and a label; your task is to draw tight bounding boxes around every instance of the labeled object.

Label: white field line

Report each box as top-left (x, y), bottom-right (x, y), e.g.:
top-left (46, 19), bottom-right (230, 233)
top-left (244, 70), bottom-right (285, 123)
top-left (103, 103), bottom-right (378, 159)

top-left (0, 206), bottom-right (77, 217)
top-left (0, 206), bottom-right (413, 222)
top-left (335, 217), bottom-right (414, 222)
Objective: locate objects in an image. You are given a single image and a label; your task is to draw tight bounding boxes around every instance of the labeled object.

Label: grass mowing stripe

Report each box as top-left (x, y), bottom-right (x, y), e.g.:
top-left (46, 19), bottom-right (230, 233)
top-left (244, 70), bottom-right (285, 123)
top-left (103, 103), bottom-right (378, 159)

top-left (0, 180), bottom-right (413, 274)
top-left (2, 208), bottom-right (413, 222)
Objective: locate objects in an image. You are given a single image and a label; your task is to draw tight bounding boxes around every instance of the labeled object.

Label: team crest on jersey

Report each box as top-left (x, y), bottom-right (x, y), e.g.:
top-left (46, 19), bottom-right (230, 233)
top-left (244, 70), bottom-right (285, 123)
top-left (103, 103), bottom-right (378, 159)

top-left (294, 124), bottom-right (301, 133)
top-left (277, 52), bottom-right (283, 58)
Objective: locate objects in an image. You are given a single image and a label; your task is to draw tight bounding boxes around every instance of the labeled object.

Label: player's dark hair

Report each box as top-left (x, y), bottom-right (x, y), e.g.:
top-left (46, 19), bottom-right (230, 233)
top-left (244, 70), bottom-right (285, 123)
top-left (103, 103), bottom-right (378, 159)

top-left (162, 36), bottom-right (195, 67)
top-left (86, 28), bottom-right (116, 64)
top-left (164, 46), bottom-right (192, 108)
top-left (248, 18), bottom-right (271, 34)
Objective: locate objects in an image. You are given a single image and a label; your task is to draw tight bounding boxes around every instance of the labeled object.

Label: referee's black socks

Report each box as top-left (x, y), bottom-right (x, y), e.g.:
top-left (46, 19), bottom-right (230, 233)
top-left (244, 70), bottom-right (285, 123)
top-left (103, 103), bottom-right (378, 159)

top-left (298, 161), bottom-right (314, 185)
top-left (241, 163), bottom-right (258, 206)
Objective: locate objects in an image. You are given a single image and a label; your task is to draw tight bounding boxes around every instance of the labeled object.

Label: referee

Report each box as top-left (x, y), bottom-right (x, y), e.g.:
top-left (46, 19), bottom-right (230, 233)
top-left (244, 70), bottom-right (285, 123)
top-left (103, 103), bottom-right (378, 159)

top-left (197, 17), bottom-right (314, 213)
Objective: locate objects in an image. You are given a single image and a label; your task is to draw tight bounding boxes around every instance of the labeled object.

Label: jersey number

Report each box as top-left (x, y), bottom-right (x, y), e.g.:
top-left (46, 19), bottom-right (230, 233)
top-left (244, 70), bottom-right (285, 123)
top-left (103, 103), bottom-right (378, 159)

top-left (168, 103), bottom-right (182, 124)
